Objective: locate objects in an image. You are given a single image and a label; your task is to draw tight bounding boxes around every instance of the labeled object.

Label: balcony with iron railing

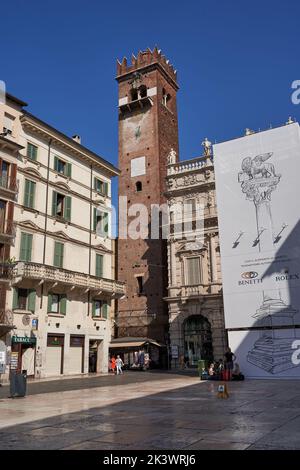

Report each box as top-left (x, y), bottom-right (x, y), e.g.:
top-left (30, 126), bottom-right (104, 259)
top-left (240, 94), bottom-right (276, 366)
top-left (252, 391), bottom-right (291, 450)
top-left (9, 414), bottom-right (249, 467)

top-left (0, 174), bottom-right (19, 197)
top-left (9, 261), bottom-right (126, 298)
top-left (0, 219), bottom-right (16, 245)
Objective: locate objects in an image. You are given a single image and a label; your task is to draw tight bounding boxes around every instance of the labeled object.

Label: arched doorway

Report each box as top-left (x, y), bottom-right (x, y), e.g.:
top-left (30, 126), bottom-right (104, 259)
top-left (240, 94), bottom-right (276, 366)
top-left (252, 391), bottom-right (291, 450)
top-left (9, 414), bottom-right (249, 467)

top-left (184, 315), bottom-right (213, 366)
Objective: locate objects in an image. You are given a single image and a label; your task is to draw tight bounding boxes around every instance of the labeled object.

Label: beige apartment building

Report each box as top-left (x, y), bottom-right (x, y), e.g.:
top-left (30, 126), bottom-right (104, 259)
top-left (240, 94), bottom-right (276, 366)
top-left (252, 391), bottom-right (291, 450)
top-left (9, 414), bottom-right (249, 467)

top-left (0, 94), bottom-right (125, 379)
top-left (165, 147), bottom-right (226, 368)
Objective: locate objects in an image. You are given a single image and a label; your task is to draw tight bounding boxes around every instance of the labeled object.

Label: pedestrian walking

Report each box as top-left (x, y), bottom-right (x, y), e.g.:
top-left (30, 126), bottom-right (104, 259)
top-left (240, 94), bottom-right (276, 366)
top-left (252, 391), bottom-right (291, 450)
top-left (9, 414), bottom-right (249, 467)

top-left (116, 355), bottom-right (124, 375)
top-left (111, 356), bottom-right (116, 374)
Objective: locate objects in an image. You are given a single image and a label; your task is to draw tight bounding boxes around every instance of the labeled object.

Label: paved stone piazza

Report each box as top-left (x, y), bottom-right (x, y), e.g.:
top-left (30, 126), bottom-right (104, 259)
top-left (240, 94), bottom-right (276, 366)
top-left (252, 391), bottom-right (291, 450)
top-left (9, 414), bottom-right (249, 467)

top-left (0, 371), bottom-right (300, 450)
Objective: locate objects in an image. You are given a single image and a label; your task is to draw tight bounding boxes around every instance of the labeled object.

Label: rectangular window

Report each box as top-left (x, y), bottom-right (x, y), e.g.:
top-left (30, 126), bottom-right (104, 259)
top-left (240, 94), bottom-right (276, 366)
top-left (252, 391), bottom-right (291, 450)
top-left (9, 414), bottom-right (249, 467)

top-left (12, 288), bottom-right (36, 312)
top-left (95, 254), bottom-right (103, 277)
top-left (54, 156), bottom-right (72, 178)
top-left (94, 178), bottom-right (108, 196)
top-left (53, 241), bottom-right (64, 268)
top-left (186, 257), bottom-right (201, 285)
top-left (19, 232), bottom-right (33, 262)
top-left (23, 179), bottom-right (36, 209)
top-left (0, 160), bottom-right (10, 189)
top-left (3, 113), bottom-right (14, 135)
top-left (92, 299), bottom-right (109, 319)
top-left (93, 208), bottom-right (108, 236)
top-left (47, 293), bottom-right (67, 315)
top-left (52, 191), bottom-right (72, 221)
top-left (27, 143), bottom-right (38, 161)
top-left (137, 276), bottom-right (144, 295)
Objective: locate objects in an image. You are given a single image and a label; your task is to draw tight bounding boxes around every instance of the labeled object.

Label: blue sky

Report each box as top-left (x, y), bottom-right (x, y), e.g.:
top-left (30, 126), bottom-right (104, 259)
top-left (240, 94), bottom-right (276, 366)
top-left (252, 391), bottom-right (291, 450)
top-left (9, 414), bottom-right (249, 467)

top-left (2, 0), bottom-right (300, 202)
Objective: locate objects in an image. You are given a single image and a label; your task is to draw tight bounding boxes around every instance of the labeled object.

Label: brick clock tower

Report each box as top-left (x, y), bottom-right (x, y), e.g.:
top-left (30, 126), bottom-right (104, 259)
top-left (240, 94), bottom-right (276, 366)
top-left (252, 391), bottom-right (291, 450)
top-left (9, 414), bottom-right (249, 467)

top-left (116, 48), bottom-right (179, 350)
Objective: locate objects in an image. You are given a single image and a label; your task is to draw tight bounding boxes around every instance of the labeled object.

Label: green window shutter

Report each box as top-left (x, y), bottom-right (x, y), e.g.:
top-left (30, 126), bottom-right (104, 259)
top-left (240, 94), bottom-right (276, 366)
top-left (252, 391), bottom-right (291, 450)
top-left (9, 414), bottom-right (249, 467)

top-left (94, 177), bottom-right (98, 191)
top-left (12, 288), bottom-right (18, 310)
top-left (27, 289), bottom-right (36, 312)
top-left (66, 163), bottom-right (72, 178)
top-left (96, 254), bottom-right (103, 277)
top-left (64, 196), bottom-right (72, 222)
top-left (29, 181), bottom-right (36, 209)
top-left (24, 180), bottom-right (35, 209)
top-left (92, 300), bottom-right (96, 316)
top-left (93, 207), bottom-right (97, 232)
top-left (104, 182), bottom-right (108, 196)
top-left (20, 233), bottom-right (32, 262)
top-left (103, 212), bottom-right (109, 235)
top-left (60, 295), bottom-right (67, 315)
top-left (54, 156), bottom-right (59, 172)
top-left (54, 241), bottom-right (64, 268)
top-left (47, 293), bottom-right (53, 312)
top-left (102, 302), bottom-right (108, 319)
top-left (52, 191), bottom-right (58, 216)
top-left (27, 143), bottom-right (37, 161)
top-left (26, 233), bottom-right (33, 262)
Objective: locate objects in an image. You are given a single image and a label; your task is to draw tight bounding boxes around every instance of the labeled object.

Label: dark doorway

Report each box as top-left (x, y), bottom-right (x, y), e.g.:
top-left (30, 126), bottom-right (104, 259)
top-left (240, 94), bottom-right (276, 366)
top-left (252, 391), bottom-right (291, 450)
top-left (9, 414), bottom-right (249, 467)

top-left (184, 315), bottom-right (213, 366)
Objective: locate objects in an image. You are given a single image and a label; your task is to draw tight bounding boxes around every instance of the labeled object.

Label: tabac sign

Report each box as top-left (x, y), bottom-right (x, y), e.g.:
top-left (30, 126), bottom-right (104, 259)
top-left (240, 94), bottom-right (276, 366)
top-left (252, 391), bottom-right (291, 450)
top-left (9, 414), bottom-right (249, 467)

top-left (214, 122), bottom-right (300, 378)
top-left (12, 336), bottom-right (36, 344)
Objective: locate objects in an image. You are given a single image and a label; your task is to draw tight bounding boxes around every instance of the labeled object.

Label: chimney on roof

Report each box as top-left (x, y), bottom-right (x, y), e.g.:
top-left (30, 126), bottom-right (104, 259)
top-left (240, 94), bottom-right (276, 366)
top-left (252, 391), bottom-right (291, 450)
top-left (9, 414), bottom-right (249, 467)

top-left (72, 134), bottom-right (81, 144)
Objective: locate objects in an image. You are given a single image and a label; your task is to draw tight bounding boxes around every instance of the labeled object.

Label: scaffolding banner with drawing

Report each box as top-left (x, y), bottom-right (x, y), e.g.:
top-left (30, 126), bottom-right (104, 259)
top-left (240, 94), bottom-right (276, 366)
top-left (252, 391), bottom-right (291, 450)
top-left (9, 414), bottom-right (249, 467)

top-left (214, 122), bottom-right (300, 377)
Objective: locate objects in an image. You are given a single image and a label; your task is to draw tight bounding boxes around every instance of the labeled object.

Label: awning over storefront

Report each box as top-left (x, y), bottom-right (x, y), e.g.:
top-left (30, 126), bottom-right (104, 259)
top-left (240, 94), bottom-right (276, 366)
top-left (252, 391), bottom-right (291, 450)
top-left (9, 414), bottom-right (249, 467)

top-left (109, 337), bottom-right (165, 349)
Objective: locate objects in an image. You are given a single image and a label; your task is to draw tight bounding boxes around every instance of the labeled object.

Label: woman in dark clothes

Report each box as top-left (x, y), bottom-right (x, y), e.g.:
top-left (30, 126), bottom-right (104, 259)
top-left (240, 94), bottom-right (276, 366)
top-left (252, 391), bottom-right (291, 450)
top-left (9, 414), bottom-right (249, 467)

top-left (224, 347), bottom-right (236, 379)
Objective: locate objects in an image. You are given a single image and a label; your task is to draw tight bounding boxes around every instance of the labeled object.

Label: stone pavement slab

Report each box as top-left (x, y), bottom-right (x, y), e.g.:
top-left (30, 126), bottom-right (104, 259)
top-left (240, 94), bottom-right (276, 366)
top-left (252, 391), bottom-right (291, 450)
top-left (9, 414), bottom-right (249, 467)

top-left (0, 374), bottom-right (300, 450)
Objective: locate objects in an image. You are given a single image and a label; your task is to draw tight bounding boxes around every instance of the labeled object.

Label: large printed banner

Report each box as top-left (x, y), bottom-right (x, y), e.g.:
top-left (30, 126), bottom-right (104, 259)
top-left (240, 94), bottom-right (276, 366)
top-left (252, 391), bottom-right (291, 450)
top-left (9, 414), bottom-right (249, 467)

top-left (214, 123), bottom-right (300, 377)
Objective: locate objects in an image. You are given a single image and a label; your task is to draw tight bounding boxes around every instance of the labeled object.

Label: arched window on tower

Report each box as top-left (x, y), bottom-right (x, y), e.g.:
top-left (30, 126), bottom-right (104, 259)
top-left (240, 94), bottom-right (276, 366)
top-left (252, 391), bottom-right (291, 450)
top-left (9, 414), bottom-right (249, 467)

top-left (139, 85), bottom-right (147, 98)
top-left (136, 181), bottom-right (142, 192)
top-left (130, 88), bottom-right (138, 101)
top-left (162, 88), bottom-right (171, 107)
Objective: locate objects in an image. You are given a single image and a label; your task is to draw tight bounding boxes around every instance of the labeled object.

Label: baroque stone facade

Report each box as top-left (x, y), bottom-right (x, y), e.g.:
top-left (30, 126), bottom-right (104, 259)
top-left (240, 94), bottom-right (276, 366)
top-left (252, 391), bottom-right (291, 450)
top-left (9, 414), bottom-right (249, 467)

top-left (165, 151), bottom-right (226, 367)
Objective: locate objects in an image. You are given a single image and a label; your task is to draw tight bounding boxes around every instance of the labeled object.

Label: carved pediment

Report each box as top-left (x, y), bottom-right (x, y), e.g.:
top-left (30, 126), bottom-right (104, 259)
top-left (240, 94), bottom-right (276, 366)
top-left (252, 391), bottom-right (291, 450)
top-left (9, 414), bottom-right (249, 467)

top-left (18, 220), bottom-right (40, 232)
top-left (177, 240), bottom-right (206, 253)
top-left (22, 167), bottom-right (42, 179)
top-left (94, 243), bottom-right (112, 253)
top-left (53, 181), bottom-right (70, 192)
top-left (52, 230), bottom-right (72, 241)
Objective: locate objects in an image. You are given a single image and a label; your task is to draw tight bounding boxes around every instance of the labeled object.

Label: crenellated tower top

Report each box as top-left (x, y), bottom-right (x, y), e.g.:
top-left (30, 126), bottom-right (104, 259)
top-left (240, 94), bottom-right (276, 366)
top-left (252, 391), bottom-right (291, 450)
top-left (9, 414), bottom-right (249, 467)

top-left (117, 47), bottom-right (177, 87)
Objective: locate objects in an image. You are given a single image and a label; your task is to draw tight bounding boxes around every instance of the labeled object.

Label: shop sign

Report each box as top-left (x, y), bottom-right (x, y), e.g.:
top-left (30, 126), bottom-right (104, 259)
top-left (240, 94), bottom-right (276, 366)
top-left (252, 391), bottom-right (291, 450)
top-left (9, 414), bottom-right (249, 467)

top-left (10, 352), bottom-right (19, 370)
top-left (171, 345), bottom-right (179, 359)
top-left (12, 336), bottom-right (36, 344)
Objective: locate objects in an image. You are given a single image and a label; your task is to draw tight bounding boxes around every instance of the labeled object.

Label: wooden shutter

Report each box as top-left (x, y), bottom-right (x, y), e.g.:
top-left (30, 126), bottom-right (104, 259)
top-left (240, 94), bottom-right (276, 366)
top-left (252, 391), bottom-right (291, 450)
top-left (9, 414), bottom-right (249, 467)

top-left (54, 156), bottom-right (59, 172)
top-left (20, 233), bottom-right (32, 262)
top-left (103, 212), bottom-right (108, 235)
top-left (29, 181), bottom-right (36, 209)
top-left (27, 289), bottom-right (36, 312)
top-left (54, 242), bottom-right (64, 268)
top-left (12, 288), bottom-right (18, 310)
top-left (60, 295), bottom-right (67, 315)
top-left (27, 143), bottom-right (37, 161)
top-left (102, 302), bottom-right (108, 319)
top-left (93, 207), bottom-right (97, 232)
top-left (64, 196), bottom-right (72, 222)
top-left (47, 293), bottom-right (53, 312)
top-left (96, 254), bottom-right (103, 277)
top-left (92, 300), bottom-right (96, 316)
top-left (23, 179), bottom-right (31, 207)
top-left (104, 182), bottom-right (108, 196)
top-left (52, 191), bottom-right (58, 216)
top-left (66, 163), bottom-right (72, 178)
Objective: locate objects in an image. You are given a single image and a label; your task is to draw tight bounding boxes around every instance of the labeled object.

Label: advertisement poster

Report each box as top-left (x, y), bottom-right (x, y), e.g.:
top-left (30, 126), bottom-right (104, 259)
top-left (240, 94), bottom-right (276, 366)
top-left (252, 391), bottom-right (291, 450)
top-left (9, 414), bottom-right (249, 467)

top-left (214, 123), bottom-right (300, 377)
